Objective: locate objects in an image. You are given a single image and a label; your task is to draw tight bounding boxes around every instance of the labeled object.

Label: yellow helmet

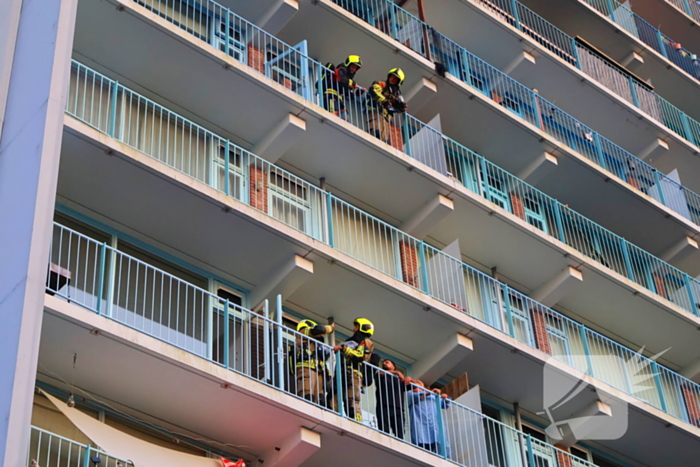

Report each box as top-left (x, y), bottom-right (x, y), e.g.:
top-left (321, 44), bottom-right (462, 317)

top-left (344, 55), bottom-right (363, 68)
top-left (297, 319), bottom-right (318, 333)
top-left (354, 318), bottom-right (375, 336)
top-left (387, 68), bottom-right (405, 85)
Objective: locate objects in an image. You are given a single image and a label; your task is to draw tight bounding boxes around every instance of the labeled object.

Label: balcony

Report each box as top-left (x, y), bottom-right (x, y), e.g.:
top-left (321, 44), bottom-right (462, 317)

top-left (63, 59), bottom-right (700, 373)
top-left (508, 0), bottom-right (700, 122)
top-left (74, 0), bottom-right (700, 268)
top-left (662, 0), bottom-right (700, 28)
top-left (28, 426), bottom-right (133, 467)
top-left (323, 0), bottom-right (700, 163)
top-left (395, 0), bottom-right (700, 188)
top-left (57, 59), bottom-right (700, 443)
top-left (40, 223), bottom-right (614, 467)
top-left (303, 0), bottom-right (700, 249)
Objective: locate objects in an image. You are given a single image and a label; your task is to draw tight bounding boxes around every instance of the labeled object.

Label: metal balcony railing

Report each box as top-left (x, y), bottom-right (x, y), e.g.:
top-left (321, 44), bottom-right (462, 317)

top-left (581, 0), bottom-right (700, 79)
top-left (28, 426), bottom-right (132, 467)
top-left (666, 0), bottom-right (700, 23)
top-left (69, 54), bottom-right (700, 318)
top-left (329, 0), bottom-right (700, 227)
top-left (42, 223), bottom-right (605, 467)
top-left (61, 61), bottom-right (700, 431)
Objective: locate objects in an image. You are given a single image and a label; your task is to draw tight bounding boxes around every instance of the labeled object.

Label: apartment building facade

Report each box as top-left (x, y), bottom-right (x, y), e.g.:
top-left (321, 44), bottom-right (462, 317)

top-left (2, 0), bottom-right (700, 466)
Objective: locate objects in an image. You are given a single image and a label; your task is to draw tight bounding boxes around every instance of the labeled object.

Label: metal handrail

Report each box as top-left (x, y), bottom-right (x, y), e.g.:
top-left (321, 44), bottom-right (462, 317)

top-left (27, 426), bottom-right (133, 467)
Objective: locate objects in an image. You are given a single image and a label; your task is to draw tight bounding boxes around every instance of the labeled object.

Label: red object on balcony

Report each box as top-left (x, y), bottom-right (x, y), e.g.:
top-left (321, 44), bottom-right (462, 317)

top-left (221, 457), bottom-right (246, 467)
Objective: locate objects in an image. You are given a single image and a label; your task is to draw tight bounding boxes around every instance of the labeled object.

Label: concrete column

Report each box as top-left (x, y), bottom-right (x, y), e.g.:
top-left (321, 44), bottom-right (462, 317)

top-left (259, 427), bottom-right (321, 467)
top-left (531, 266), bottom-right (583, 307)
top-left (250, 255), bottom-right (314, 309)
top-left (0, 0), bottom-right (78, 463)
top-left (0, 0), bottom-right (23, 141)
top-left (258, 0), bottom-right (299, 35)
top-left (401, 194), bottom-right (454, 239)
top-left (252, 113), bottom-right (306, 164)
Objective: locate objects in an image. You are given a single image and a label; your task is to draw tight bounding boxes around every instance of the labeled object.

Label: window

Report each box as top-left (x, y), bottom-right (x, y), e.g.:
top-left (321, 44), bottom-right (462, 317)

top-left (266, 46), bottom-right (306, 96)
top-left (501, 291), bottom-right (533, 346)
top-left (481, 405), bottom-right (507, 467)
top-left (212, 19), bottom-right (246, 62)
top-left (501, 93), bottom-right (523, 117)
top-left (570, 446), bottom-right (590, 461)
top-left (524, 197), bottom-right (548, 233)
top-left (485, 171), bottom-right (511, 212)
top-left (546, 316), bottom-right (571, 364)
top-left (444, 146), bottom-right (479, 193)
top-left (269, 170), bottom-right (311, 233)
top-left (591, 453), bottom-right (626, 467)
top-left (213, 142), bottom-right (245, 200)
top-left (469, 70), bottom-right (490, 96)
top-left (522, 425), bottom-right (553, 467)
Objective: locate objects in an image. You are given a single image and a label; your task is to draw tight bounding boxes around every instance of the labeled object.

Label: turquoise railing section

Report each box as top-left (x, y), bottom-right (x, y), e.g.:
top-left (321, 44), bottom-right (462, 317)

top-left (68, 59), bottom-right (700, 319)
top-left (331, 0), bottom-right (700, 227)
top-left (472, 0), bottom-right (700, 149)
top-left (582, 0), bottom-right (700, 79)
top-left (28, 426), bottom-right (132, 467)
top-left (667, 0), bottom-right (700, 24)
top-left (47, 223), bottom-right (604, 467)
top-left (63, 60), bottom-right (700, 430)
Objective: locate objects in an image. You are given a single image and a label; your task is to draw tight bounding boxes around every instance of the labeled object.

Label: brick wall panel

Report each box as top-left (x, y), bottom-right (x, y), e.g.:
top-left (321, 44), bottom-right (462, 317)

top-left (248, 44), bottom-right (265, 74)
top-left (399, 241), bottom-right (419, 287)
top-left (249, 165), bottom-right (269, 213)
top-left (682, 386), bottom-right (700, 427)
top-left (530, 308), bottom-right (552, 355)
top-left (510, 194), bottom-right (526, 220)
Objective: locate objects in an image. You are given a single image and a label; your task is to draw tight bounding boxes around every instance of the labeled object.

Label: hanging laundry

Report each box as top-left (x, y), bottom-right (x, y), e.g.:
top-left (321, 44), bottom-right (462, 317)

top-left (583, 132), bottom-right (594, 143)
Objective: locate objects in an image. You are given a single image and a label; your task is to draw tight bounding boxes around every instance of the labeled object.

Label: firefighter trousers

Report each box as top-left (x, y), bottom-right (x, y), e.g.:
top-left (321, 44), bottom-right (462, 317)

top-left (295, 366), bottom-right (326, 405)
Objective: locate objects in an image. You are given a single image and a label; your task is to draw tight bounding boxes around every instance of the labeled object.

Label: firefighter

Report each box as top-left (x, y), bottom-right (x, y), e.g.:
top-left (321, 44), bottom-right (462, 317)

top-left (291, 319), bottom-right (334, 405)
top-left (365, 68), bottom-right (408, 144)
top-left (332, 318), bottom-right (375, 421)
top-left (323, 55), bottom-right (363, 120)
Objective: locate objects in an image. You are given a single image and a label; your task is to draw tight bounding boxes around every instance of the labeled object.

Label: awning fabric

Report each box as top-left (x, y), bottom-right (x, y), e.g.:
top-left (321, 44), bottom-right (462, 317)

top-left (43, 391), bottom-right (221, 467)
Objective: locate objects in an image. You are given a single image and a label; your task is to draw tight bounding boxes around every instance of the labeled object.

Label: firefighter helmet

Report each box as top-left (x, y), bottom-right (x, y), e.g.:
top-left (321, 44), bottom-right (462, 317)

top-left (353, 318), bottom-right (375, 336)
top-left (344, 55), bottom-right (363, 69)
top-left (297, 319), bottom-right (318, 333)
top-left (387, 68), bottom-right (405, 85)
